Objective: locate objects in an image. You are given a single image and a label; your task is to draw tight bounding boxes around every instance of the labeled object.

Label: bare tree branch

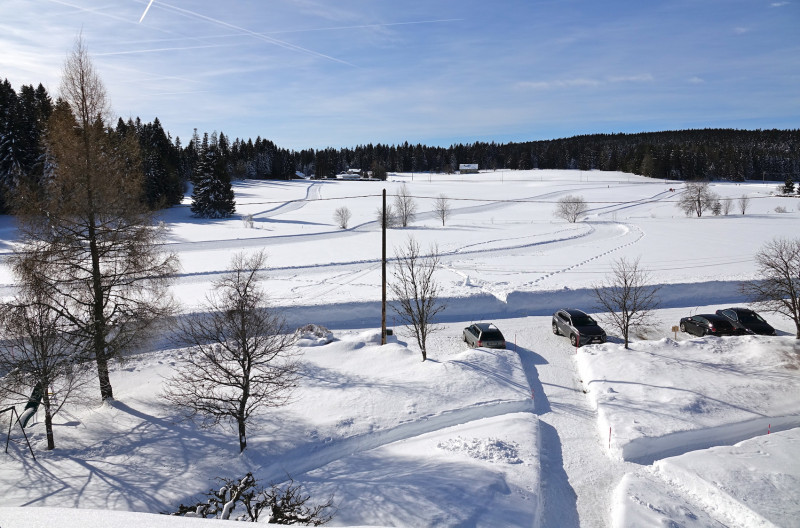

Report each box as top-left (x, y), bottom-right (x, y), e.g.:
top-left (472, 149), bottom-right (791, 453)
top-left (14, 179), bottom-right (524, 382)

top-left (163, 251), bottom-right (299, 452)
top-left (393, 184), bottom-right (417, 227)
top-left (389, 237), bottom-right (445, 361)
top-left (433, 194), bottom-right (452, 226)
top-left (676, 181), bottom-right (718, 217)
top-left (593, 257), bottom-right (661, 349)
top-left (333, 206), bottom-right (351, 229)
top-left (554, 195), bottom-right (588, 223)
top-left (738, 195), bottom-right (751, 215)
top-left (0, 288), bottom-right (91, 450)
top-left (740, 237), bottom-right (800, 338)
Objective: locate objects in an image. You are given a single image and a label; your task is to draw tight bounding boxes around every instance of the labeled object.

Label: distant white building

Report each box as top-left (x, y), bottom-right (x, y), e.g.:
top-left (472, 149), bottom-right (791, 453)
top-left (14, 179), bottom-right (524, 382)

top-left (459, 163), bottom-right (478, 174)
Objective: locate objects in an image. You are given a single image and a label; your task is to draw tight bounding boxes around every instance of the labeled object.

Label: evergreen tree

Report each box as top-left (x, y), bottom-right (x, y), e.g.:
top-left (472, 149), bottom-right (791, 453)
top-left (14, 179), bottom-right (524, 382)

top-left (139, 117), bottom-right (183, 208)
top-left (782, 175), bottom-right (795, 195)
top-left (191, 132), bottom-right (235, 218)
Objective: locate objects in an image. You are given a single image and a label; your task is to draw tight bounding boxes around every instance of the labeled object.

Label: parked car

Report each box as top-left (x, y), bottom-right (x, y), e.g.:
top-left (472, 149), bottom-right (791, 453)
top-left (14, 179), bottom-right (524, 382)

top-left (715, 307), bottom-right (776, 336)
top-left (552, 309), bottom-right (607, 346)
top-left (463, 323), bottom-right (506, 349)
top-left (679, 314), bottom-right (744, 337)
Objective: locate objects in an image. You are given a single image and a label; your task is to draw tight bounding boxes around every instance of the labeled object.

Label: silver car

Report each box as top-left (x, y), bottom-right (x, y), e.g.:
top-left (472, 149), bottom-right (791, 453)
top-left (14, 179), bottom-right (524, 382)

top-left (463, 323), bottom-right (506, 349)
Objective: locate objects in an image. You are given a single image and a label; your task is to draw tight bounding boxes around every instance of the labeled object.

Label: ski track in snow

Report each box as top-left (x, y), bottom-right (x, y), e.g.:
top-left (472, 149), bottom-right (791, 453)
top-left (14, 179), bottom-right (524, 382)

top-left (164, 184), bottom-right (665, 305)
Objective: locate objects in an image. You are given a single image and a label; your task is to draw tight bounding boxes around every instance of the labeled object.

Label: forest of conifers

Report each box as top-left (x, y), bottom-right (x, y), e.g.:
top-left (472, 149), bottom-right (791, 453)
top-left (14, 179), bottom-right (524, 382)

top-left (2, 77), bottom-right (799, 213)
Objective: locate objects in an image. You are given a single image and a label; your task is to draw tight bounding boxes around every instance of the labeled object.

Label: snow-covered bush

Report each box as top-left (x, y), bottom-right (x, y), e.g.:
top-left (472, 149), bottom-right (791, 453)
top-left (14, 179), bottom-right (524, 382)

top-left (171, 473), bottom-right (335, 524)
top-left (294, 324), bottom-right (334, 346)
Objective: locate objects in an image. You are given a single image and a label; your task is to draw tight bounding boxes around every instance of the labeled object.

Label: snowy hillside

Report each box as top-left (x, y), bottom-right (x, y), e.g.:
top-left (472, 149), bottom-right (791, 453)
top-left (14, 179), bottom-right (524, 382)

top-left (0, 170), bottom-right (798, 527)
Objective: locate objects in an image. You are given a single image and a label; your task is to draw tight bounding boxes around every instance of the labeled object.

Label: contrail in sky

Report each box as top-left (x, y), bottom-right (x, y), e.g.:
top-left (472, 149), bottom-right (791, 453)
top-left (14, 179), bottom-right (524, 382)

top-left (139, 0), bottom-right (155, 23)
top-left (154, 0), bottom-right (358, 67)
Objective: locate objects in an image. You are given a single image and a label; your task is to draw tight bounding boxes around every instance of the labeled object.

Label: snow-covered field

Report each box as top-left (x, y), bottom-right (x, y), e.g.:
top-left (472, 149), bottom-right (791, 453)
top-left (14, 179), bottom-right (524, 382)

top-left (0, 170), bottom-right (798, 527)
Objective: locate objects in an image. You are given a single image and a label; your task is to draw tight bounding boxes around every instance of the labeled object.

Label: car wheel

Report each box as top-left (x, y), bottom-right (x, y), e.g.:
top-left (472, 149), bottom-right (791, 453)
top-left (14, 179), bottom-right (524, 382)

top-left (570, 334), bottom-right (578, 347)
top-left (679, 322), bottom-right (686, 333)
top-left (552, 322), bottom-right (560, 335)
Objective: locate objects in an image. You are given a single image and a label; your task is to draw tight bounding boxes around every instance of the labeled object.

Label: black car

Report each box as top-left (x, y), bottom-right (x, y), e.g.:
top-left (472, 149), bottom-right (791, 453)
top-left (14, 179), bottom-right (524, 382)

top-left (552, 309), bottom-right (607, 347)
top-left (679, 314), bottom-right (744, 337)
top-left (715, 307), bottom-right (776, 336)
top-left (463, 323), bottom-right (506, 349)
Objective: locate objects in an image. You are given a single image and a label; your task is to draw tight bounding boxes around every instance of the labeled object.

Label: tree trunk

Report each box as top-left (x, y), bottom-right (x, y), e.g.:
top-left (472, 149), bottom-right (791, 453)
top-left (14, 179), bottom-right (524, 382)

top-left (237, 416), bottom-right (247, 453)
top-left (43, 391), bottom-right (55, 450)
top-left (96, 352), bottom-right (113, 401)
top-left (88, 210), bottom-right (113, 401)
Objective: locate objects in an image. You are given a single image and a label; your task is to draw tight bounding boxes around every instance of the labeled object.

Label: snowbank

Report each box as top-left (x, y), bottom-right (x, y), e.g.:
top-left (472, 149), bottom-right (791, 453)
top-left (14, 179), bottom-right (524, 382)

top-left (612, 427), bottom-right (800, 528)
top-left (576, 336), bottom-right (800, 462)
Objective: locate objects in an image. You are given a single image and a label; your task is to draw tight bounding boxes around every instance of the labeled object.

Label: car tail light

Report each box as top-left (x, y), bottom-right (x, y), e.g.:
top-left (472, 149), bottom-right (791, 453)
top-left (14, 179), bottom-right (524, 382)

top-left (477, 341), bottom-right (483, 347)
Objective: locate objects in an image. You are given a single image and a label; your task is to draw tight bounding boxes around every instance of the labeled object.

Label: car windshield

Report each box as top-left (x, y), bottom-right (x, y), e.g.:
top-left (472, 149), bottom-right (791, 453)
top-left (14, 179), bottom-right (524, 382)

top-left (481, 330), bottom-right (504, 340)
top-left (573, 316), bottom-right (596, 326)
top-left (739, 312), bottom-right (765, 324)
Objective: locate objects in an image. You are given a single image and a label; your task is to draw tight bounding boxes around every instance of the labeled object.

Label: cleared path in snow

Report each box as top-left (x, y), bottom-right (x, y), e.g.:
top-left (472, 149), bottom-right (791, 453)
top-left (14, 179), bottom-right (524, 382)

top-left (515, 331), bottom-right (639, 528)
top-left (255, 399), bottom-right (536, 485)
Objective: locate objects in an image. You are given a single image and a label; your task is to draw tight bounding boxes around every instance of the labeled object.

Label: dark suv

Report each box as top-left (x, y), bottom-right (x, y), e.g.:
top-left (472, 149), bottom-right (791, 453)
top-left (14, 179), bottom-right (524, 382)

top-left (552, 309), bottom-right (607, 346)
top-left (463, 323), bottom-right (506, 349)
top-left (715, 307), bottom-right (776, 336)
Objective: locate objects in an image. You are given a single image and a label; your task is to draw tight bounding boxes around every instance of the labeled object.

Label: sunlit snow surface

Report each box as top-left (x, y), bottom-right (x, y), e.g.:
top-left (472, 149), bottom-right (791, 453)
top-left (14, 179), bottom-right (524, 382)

top-left (1, 170), bottom-right (798, 527)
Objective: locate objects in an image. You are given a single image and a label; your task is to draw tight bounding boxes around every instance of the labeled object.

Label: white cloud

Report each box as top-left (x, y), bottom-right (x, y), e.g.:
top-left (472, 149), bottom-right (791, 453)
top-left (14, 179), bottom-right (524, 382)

top-left (517, 74), bottom-right (652, 91)
top-left (770, 2), bottom-right (789, 7)
top-left (607, 74), bottom-right (654, 83)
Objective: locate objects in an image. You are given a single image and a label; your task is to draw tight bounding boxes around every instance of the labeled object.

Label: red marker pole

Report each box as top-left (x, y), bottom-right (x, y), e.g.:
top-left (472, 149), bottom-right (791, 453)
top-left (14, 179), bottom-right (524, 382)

top-left (768, 423), bottom-right (771, 435)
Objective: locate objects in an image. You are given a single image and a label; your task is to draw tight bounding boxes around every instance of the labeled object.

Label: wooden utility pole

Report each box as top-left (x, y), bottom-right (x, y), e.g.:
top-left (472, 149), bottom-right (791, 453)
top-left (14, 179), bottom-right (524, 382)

top-left (381, 188), bottom-right (387, 345)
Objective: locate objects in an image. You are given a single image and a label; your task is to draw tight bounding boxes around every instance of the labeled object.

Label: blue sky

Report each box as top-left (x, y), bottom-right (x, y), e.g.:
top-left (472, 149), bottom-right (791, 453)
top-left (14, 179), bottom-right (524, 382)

top-left (1, 0), bottom-right (798, 150)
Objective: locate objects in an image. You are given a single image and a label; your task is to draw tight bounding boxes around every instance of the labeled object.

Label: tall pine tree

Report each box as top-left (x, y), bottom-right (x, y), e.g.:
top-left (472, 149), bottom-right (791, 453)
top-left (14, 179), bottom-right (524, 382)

top-left (191, 132), bottom-right (235, 218)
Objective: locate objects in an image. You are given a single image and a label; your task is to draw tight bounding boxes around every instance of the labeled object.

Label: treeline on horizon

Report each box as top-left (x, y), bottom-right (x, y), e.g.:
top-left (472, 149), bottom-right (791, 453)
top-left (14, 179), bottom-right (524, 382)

top-left (2, 77), bottom-right (799, 214)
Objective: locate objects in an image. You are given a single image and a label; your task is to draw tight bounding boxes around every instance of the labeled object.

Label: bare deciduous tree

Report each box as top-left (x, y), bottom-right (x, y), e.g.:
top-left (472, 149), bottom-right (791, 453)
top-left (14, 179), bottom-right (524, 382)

top-left (0, 289), bottom-right (90, 450)
top-left (740, 237), bottom-right (800, 338)
top-left (554, 195), bottom-right (588, 223)
top-left (375, 204), bottom-right (398, 228)
top-left (334, 206), bottom-right (351, 229)
top-left (738, 194), bottom-right (751, 215)
top-left (676, 181), bottom-right (718, 217)
top-left (592, 257), bottom-right (661, 349)
top-left (9, 37), bottom-right (178, 402)
top-left (389, 237), bottom-right (446, 361)
top-left (433, 194), bottom-right (452, 226)
top-left (394, 184), bottom-right (417, 227)
top-left (721, 197), bottom-right (733, 215)
top-left (163, 251), bottom-right (299, 452)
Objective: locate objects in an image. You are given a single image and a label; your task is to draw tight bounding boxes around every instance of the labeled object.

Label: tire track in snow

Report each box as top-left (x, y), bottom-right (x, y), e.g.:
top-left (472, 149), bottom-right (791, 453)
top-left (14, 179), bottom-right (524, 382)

top-left (256, 399), bottom-right (535, 483)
